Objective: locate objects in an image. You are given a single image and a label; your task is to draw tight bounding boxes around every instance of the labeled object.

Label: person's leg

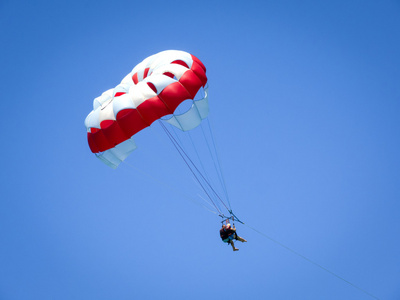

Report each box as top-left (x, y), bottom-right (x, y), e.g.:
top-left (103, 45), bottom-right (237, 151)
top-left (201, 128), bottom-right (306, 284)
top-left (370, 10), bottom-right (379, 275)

top-left (229, 241), bottom-right (239, 251)
top-left (236, 236), bottom-right (247, 242)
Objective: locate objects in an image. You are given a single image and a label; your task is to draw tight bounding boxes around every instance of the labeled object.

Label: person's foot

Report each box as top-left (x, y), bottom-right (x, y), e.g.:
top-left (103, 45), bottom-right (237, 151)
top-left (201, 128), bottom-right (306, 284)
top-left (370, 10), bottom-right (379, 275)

top-left (233, 248), bottom-right (239, 251)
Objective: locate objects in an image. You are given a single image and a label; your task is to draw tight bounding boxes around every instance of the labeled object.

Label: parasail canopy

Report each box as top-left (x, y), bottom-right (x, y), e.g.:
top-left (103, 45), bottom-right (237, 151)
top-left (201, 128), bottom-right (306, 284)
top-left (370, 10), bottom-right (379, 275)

top-left (84, 50), bottom-right (208, 168)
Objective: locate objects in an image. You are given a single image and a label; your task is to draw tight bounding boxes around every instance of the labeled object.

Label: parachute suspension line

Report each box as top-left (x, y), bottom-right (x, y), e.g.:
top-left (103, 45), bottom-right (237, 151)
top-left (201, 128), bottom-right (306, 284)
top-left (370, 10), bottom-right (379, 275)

top-left (188, 88), bottom-right (218, 189)
top-left (147, 121), bottom-right (222, 214)
top-left (167, 124), bottom-right (222, 213)
top-left (158, 120), bottom-right (221, 214)
top-left (203, 117), bottom-right (231, 210)
top-left (159, 120), bottom-right (230, 214)
top-left (243, 223), bottom-right (380, 300)
top-left (121, 160), bottom-right (220, 216)
top-left (159, 120), bottom-right (224, 215)
top-left (174, 103), bottom-right (226, 213)
top-left (185, 131), bottom-right (221, 211)
top-left (200, 120), bottom-right (231, 210)
top-left (190, 86), bottom-right (228, 208)
top-left (123, 124), bottom-right (220, 216)
top-left (187, 130), bottom-right (212, 185)
top-left (169, 123), bottom-right (213, 193)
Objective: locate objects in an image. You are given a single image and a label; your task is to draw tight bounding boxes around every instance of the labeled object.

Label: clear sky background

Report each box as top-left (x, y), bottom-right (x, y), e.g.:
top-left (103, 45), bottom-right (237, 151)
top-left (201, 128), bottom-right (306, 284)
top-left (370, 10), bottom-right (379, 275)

top-left (0, 0), bottom-right (399, 299)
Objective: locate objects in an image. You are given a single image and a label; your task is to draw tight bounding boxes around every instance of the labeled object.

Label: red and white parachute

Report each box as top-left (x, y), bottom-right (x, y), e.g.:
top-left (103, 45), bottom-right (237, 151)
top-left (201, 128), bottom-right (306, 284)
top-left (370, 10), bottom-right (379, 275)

top-left (85, 50), bottom-right (208, 169)
top-left (85, 50), bottom-right (236, 219)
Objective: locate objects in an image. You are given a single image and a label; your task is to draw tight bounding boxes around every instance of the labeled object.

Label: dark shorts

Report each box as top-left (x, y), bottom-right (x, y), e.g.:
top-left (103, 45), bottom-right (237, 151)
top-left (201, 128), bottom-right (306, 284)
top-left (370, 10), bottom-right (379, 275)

top-left (222, 233), bottom-right (237, 243)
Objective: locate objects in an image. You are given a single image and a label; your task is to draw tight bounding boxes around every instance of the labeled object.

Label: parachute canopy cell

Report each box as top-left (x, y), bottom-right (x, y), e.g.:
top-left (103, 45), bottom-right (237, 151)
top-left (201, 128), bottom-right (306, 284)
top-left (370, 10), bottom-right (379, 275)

top-left (84, 50), bottom-right (208, 168)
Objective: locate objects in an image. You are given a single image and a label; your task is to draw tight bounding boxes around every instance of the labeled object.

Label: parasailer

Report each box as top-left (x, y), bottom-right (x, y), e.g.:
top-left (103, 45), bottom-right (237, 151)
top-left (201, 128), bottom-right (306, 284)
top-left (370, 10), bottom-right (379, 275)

top-left (220, 221), bottom-right (247, 251)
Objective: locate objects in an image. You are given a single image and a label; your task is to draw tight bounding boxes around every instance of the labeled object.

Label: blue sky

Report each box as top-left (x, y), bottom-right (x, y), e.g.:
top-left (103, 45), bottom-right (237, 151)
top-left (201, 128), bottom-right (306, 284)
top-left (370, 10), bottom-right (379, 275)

top-left (1, 0), bottom-right (399, 299)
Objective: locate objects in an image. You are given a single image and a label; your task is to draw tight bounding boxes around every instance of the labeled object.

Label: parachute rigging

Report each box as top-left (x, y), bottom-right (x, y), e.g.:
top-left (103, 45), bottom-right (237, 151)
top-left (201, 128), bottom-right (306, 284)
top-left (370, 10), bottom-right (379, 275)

top-left (84, 50), bottom-right (239, 221)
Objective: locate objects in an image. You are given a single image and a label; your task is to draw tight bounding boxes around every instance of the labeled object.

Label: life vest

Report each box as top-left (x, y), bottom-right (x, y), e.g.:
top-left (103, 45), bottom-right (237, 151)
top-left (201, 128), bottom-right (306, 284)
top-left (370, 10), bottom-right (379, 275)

top-left (220, 227), bottom-right (235, 240)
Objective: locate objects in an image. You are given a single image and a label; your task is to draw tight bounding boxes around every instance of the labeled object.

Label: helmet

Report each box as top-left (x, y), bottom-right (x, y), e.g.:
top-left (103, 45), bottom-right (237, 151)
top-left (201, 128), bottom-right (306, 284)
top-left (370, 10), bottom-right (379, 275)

top-left (226, 223), bottom-right (231, 228)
